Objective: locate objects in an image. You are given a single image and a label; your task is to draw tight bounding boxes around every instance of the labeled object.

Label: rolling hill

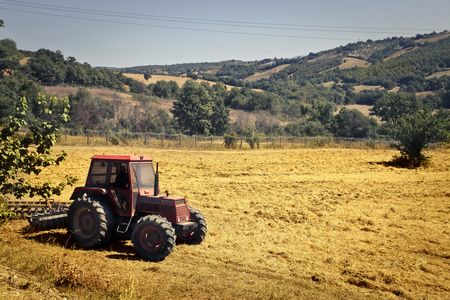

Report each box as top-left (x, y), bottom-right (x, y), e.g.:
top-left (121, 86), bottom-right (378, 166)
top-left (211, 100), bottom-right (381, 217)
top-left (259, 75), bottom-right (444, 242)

top-left (1, 30), bottom-right (449, 138)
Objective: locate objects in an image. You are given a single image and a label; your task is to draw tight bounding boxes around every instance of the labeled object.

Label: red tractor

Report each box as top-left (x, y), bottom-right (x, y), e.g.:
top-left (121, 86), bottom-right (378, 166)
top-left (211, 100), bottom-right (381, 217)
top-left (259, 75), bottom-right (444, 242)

top-left (30, 154), bottom-right (207, 262)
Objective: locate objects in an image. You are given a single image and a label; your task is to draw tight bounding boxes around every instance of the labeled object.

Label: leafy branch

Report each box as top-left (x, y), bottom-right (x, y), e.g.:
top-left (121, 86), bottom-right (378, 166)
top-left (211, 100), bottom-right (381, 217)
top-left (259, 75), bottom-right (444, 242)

top-left (0, 94), bottom-right (78, 199)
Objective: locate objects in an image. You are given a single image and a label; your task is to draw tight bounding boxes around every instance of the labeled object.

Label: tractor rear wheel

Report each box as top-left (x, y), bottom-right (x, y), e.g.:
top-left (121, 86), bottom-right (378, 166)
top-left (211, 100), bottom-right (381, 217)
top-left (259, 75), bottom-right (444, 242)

top-left (68, 196), bottom-right (113, 249)
top-left (132, 215), bottom-right (175, 262)
top-left (178, 206), bottom-right (207, 245)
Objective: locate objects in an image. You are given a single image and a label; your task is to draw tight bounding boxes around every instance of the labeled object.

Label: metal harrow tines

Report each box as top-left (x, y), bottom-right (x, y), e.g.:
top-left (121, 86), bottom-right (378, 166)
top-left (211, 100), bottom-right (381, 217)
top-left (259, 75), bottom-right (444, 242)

top-left (7, 199), bottom-right (70, 219)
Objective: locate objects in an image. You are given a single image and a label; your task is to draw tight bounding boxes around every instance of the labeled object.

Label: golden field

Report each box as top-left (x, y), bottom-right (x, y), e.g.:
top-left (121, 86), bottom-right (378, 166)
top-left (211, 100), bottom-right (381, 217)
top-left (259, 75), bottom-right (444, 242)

top-left (124, 73), bottom-right (236, 90)
top-left (1, 146), bottom-right (449, 299)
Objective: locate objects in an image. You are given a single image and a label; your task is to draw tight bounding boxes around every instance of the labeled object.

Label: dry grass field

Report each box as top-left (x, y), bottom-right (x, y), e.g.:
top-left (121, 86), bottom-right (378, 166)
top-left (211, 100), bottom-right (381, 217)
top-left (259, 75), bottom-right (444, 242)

top-left (43, 86), bottom-right (134, 103)
top-left (335, 104), bottom-right (377, 118)
top-left (426, 69), bottom-right (450, 79)
top-left (245, 64), bottom-right (290, 82)
top-left (1, 146), bottom-right (449, 299)
top-left (339, 57), bottom-right (371, 69)
top-left (124, 73), bottom-right (236, 90)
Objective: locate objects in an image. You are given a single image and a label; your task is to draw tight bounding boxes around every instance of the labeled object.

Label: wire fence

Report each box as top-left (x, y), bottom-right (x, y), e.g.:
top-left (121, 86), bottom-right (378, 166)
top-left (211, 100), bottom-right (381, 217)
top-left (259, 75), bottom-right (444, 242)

top-left (56, 128), bottom-right (402, 150)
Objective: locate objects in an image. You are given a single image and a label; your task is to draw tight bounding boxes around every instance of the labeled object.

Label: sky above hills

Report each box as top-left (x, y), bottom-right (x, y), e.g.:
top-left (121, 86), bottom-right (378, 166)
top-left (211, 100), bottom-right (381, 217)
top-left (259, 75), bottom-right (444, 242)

top-left (1, 0), bottom-right (449, 68)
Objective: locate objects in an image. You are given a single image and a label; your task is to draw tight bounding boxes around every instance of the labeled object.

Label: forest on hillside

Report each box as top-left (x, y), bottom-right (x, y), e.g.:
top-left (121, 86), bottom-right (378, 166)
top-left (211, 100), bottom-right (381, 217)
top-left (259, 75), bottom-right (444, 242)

top-left (1, 28), bottom-right (449, 142)
top-left (126, 31), bottom-right (450, 110)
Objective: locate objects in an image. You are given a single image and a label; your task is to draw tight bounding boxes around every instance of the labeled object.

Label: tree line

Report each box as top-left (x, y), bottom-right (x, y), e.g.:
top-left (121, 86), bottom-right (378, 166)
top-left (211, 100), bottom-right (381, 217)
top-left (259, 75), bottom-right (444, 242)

top-left (1, 25), bottom-right (449, 167)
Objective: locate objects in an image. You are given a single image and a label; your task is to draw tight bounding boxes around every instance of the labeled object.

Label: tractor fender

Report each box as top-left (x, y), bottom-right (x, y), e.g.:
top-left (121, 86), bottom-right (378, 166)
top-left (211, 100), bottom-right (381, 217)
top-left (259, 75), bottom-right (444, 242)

top-left (70, 187), bottom-right (108, 200)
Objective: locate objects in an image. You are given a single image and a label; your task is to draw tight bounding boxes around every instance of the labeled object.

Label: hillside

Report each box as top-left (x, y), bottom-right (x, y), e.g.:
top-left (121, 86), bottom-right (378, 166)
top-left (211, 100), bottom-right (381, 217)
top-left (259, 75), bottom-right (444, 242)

top-left (123, 31), bottom-right (450, 111)
top-left (1, 30), bottom-right (449, 139)
top-left (41, 85), bottom-right (272, 125)
top-left (125, 31), bottom-right (450, 85)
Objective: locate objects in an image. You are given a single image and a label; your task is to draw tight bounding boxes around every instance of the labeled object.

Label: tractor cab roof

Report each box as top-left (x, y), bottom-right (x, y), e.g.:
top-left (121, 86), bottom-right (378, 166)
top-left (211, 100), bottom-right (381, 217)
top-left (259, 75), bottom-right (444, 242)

top-left (91, 155), bottom-right (153, 162)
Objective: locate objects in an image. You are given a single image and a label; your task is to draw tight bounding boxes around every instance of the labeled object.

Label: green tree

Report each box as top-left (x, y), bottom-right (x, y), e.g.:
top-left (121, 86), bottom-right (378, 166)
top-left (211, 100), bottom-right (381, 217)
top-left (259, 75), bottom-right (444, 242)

top-left (394, 109), bottom-right (449, 167)
top-left (29, 49), bottom-right (66, 83)
top-left (152, 80), bottom-right (178, 99)
top-left (333, 108), bottom-right (378, 138)
top-left (310, 100), bottom-right (335, 128)
top-left (370, 92), bottom-right (421, 126)
top-left (137, 108), bottom-right (173, 133)
top-left (171, 80), bottom-right (228, 135)
top-left (284, 120), bottom-right (328, 137)
top-left (0, 39), bottom-right (20, 77)
top-left (210, 92), bottom-right (229, 136)
top-left (0, 95), bottom-right (77, 200)
top-left (68, 88), bottom-right (113, 130)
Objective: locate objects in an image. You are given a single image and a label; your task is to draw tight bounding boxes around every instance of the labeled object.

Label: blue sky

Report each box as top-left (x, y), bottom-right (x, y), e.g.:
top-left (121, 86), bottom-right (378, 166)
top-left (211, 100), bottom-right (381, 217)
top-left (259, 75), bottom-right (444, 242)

top-left (1, 0), bottom-right (449, 67)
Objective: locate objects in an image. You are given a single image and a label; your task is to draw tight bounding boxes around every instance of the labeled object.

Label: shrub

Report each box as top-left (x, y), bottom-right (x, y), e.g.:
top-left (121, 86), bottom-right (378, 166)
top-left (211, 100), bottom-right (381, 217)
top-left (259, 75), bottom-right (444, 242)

top-left (109, 136), bottom-right (120, 145)
top-left (243, 127), bottom-right (260, 149)
top-left (394, 109), bottom-right (449, 167)
top-left (224, 134), bottom-right (238, 149)
top-left (0, 196), bottom-right (16, 226)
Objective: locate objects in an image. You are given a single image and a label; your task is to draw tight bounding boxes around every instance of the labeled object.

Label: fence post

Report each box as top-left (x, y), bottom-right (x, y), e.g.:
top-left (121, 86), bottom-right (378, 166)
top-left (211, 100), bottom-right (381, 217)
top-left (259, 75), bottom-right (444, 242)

top-left (106, 131), bottom-right (108, 144)
top-left (86, 131), bottom-right (89, 145)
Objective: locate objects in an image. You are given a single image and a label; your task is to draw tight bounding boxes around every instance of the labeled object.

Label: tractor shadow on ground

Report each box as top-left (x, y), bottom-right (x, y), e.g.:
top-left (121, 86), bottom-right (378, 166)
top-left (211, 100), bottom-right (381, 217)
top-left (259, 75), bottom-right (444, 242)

top-left (22, 225), bottom-right (143, 261)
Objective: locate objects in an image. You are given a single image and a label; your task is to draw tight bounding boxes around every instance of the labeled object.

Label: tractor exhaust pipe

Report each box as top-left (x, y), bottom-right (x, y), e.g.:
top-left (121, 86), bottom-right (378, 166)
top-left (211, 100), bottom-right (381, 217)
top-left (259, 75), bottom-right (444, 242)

top-left (154, 162), bottom-right (159, 196)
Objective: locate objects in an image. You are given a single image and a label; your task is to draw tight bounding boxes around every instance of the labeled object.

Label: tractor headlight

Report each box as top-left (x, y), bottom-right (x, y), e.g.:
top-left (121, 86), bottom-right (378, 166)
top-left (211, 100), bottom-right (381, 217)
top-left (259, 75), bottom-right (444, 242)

top-left (177, 217), bottom-right (181, 223)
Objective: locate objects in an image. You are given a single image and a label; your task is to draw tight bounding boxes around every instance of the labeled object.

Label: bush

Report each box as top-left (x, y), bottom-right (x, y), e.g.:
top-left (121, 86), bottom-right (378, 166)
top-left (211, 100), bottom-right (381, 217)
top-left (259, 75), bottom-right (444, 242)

top-left (109, 136), bottom-right (120, 145)
top-left (0, 196), bottom-right (16, 226)
top-left (394, 110), bottom-right (449, 167)
top-left (243, 127), bottom-right (260, 149)
top-left (224, 134), bottom-right (238, 149)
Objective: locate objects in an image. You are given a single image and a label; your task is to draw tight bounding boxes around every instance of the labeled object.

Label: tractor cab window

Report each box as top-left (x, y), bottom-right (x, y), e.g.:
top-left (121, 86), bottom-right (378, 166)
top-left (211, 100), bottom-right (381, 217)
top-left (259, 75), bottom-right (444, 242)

top-left (110, 162), bottom-right (129, 189)
top-left (87, 161), bottom-right (108, 186)
top-left (130, 162), bottom-right (155, 189)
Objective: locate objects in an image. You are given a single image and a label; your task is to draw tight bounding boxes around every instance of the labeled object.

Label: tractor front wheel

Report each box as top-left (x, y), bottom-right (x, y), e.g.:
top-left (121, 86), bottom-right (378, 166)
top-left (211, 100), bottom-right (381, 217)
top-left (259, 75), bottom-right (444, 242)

top-left (178, 206), bottom-right (207, 245)
top-left (68, 196), bottom-right (113, 249)
top-left (132, 215), bottom-right (175, 262)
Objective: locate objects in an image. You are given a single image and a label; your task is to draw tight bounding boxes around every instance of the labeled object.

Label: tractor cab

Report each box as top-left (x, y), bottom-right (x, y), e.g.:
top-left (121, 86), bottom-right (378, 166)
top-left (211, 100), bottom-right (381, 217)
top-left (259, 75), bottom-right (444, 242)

top-left (79, 155), bottom-right (155, 215)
